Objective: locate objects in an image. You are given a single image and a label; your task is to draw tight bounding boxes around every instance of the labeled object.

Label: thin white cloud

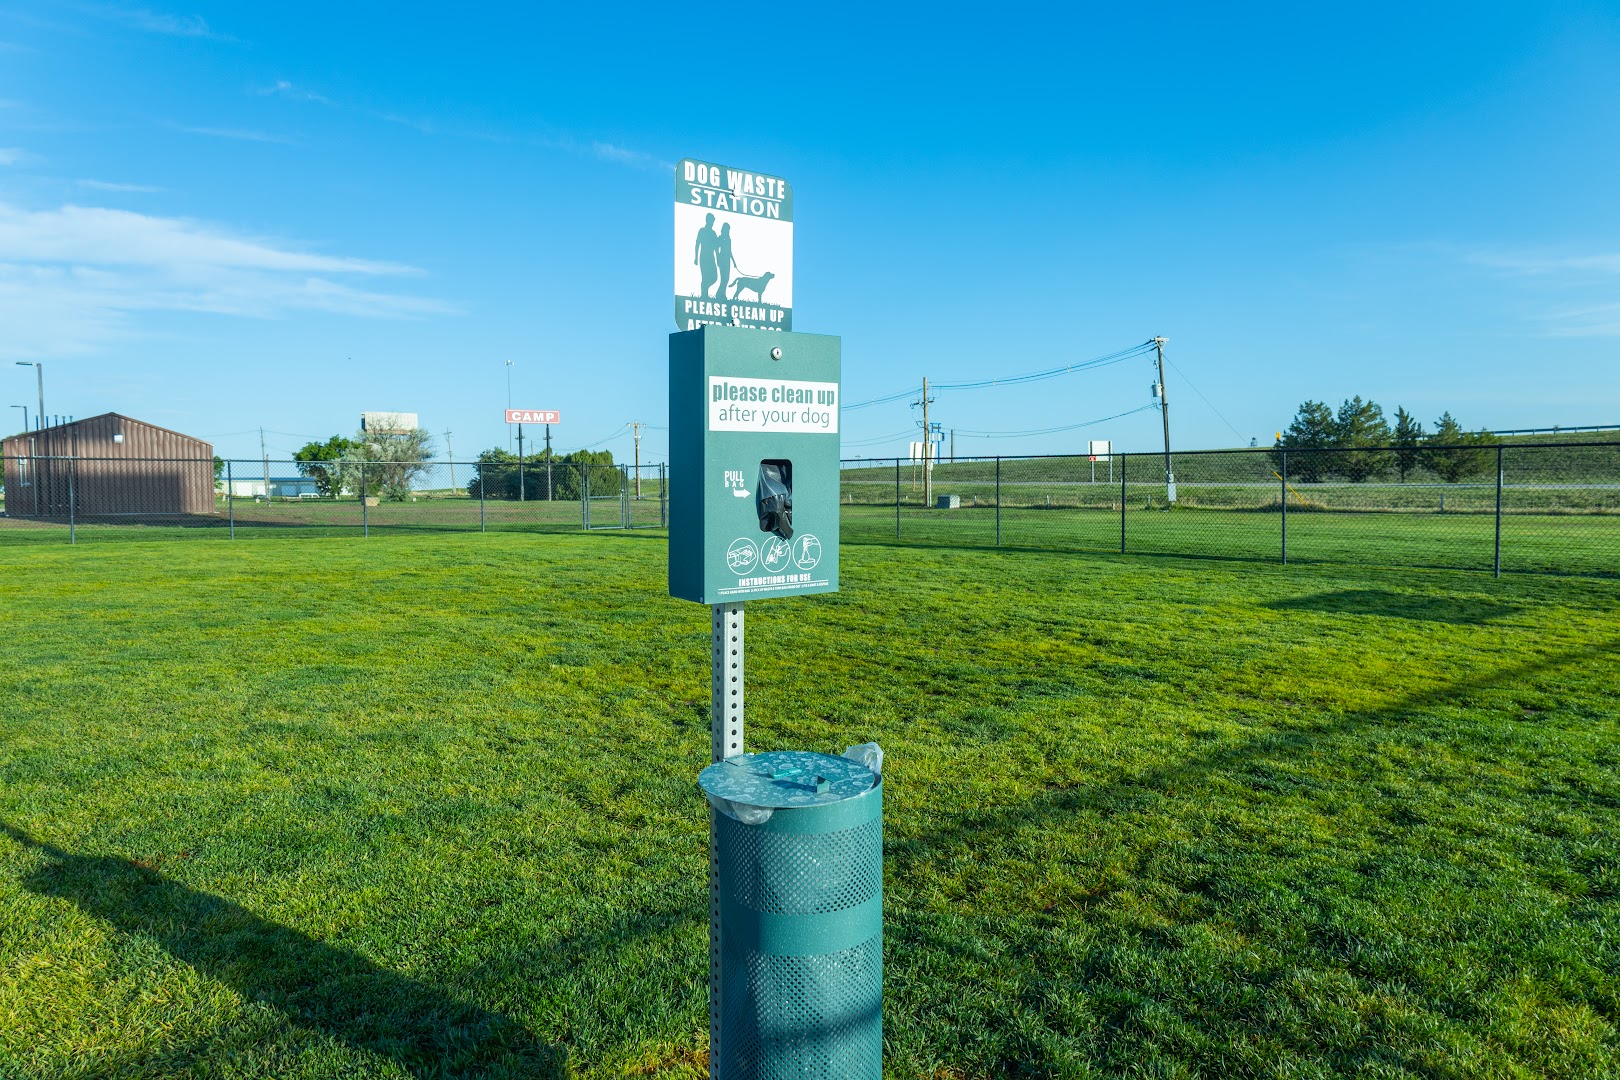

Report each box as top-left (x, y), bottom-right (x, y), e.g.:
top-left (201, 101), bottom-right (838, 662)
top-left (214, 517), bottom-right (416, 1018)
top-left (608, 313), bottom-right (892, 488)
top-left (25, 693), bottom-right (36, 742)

top-left (258, 79), bottom-right (332, 105)
top-left (1470, 251), bottom-right (1620, 276)
top-left (591, 141), bottom-right (660, 169)
top-left (0, 201), bottom-right (452, 358)
top-left (92, 6), bottom-right (229, 40)
top-left (77, 179), bottom-right (164, 193)
top-left (172, 124), bottom-right (295, 144)
top-left (0, 148), bottom-right (38, 166)
top-left (1468, 248), bottom-right (1620, 338)
top-left (373, 111), bottom-right (668, 171)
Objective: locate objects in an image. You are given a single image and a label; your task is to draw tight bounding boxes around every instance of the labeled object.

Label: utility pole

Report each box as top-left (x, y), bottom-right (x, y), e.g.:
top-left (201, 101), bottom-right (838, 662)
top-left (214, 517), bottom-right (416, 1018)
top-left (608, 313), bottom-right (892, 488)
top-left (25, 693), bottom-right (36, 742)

top-left (260, 427), bottom-right (271, 503)
top-left (444, 429), bottom-right (455, 492)
top-left (950, 428), bottom-right (955, 464)
top-left (629, 421), bottom-right (643, 497)
top-left (1154, 336), bottom-right (1175, 503)
top-left (517, 423), bottom-right (525, 501)
top-left (914, 376), bottom-right (935, 506)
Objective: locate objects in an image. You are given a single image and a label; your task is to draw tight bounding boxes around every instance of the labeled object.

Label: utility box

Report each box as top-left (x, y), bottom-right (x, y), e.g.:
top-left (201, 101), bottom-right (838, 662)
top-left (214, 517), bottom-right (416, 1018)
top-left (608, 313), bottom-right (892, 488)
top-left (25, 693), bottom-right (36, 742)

top-left (699, 750), bottom-right (882, 1079)
top-left (669, 326), bottom-right (840, 605)
top-left (936, 495), bottom-right (960, 509)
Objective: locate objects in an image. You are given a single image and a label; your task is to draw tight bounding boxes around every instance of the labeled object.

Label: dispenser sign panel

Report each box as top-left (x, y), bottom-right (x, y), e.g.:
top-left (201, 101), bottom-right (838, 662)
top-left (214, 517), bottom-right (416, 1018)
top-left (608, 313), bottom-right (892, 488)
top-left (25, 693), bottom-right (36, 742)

top-left (708, 377), bottom-right (838, 433)
top-left (674, 159), bottom-right (793, 333)
top-left (670, 326), bottom-right (839, 604)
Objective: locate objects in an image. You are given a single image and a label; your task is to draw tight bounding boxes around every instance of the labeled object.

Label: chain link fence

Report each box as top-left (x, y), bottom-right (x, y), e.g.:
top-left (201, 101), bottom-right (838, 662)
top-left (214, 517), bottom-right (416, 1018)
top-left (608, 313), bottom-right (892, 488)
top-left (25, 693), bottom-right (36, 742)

top-left (841, 442), bottom-right (1620, 578)
top-left (5, 445), bottom-right (1617, 578)
top-left (0, 458), bottom-right (668, 544)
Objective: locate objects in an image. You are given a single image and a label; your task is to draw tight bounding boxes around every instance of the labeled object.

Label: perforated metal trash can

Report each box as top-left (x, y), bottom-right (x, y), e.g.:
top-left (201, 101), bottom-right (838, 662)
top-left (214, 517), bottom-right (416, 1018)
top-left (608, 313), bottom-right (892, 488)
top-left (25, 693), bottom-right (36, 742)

top-left (699, 749), bottom-right (882, 1080)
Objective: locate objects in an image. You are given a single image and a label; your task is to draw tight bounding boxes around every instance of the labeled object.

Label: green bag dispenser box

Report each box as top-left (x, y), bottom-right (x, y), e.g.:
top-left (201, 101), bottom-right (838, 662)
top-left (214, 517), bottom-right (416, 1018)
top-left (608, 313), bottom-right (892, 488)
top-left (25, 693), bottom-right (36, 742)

top-left (669, 326), bottom-right (840, 604)
top-left (699, 750), bottom-right (883, 1080)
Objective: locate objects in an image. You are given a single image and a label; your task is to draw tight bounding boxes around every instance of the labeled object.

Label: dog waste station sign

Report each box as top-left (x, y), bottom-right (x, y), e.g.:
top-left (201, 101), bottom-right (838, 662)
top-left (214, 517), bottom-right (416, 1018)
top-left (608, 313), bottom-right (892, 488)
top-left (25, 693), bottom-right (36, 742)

top-left (675, 158), bottom-right (793, 332)
top-left (668, 161), bottom-right (880, 1080)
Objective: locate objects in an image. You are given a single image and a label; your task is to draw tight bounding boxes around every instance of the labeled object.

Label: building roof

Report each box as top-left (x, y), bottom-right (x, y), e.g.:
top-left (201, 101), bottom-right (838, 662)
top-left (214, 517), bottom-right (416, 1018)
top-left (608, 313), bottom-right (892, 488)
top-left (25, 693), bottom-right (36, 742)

top-left (2, 412), bottom-right (212, 446)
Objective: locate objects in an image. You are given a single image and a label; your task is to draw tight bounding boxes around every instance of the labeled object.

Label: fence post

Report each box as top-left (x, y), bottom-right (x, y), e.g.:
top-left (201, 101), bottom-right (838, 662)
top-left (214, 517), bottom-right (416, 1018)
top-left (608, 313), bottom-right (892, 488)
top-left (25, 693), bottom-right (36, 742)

top-left (361, 462), bottom-right (368, 538)
top-left (622, 465), bottom-right (631, 529)
top-left (479, 468), bottom-right (487, 532)
top-left (660, 462), bottom-right (668, 528)
top-left (1120, 453), bottom-right (1127, 554)
top-left (68, 454), bottom-right (76, 546)
top-left (1280, 450), bottom-right (1288, 565)
top-left (995, 456), bottom-right (1002, 546)
top-left (582, 465), bottom-right (590, 530)
top-left (894, 459), bottom-right (901, 539)
top-left (1493, 444), bottom-right (1504, 578)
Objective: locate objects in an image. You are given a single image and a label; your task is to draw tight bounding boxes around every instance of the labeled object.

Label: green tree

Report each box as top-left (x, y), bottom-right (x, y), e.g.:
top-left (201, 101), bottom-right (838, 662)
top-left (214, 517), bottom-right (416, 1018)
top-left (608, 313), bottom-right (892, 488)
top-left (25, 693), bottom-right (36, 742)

top-left (1271, 400), bottom-right (1336, 482)
top-left (1332, 396), bottom-right (1393, 482)
top-left (331, 429), bottom-right (436, 501)
top-left (1423, 413), bottom-right (1499, 484)
top-left (294, 435), bottom-right (362, 497)
top-left (468, 448), bottom-right (617, 500)
top-left (1392, 407), bottom-right (1424, 483)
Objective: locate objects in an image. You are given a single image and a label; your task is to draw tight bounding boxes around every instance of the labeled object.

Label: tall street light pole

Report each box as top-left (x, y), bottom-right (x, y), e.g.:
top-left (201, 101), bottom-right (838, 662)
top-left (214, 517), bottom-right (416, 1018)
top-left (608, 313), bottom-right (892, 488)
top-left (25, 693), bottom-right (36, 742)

top-left (16, 362), bottom-right (43, 431)
top-left (505, 360), bottom-right (514, 451)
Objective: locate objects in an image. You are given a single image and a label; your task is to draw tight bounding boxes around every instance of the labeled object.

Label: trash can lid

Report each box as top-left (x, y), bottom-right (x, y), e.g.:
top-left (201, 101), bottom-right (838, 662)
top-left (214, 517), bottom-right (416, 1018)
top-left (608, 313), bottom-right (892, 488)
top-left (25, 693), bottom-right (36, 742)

top-left (699, 750), bottom-right (877, 809)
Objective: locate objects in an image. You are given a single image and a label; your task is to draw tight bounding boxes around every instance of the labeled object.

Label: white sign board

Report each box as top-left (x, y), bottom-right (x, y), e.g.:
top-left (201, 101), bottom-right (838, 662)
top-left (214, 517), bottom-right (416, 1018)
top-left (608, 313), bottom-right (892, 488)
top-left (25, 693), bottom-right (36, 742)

top-left (908, 441), bottom-right (938, 463)
top-left (1088, 439), bottom-right (1111, 462)
top-left (675, 159), bottom-right (792, 333)
top-left (361, 411), bottom-right (419, 434)
top-left (506, 410), bottom-right (561, 424)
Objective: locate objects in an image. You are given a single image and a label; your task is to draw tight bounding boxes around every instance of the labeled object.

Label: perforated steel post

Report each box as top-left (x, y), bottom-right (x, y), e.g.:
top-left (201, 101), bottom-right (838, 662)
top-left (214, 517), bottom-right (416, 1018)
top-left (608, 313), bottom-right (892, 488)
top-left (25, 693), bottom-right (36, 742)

top-left (711, 601), bottom-right (744, 1078)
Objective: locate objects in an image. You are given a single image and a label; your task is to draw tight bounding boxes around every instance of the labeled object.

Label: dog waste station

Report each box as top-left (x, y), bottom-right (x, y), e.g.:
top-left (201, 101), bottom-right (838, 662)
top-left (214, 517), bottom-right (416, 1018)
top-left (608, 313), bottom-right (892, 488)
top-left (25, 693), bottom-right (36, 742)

top-left (670, 159), bottom-right (882, 1080)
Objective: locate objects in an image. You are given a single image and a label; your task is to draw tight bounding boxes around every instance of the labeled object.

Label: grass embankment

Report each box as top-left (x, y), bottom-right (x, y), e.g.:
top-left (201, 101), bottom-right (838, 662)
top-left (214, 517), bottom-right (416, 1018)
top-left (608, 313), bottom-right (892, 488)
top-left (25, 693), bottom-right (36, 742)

top-left (843, 439), bottom-right (1620, 515)
top-left (0, 533), bottom-right (1616, 1078)
top-left (842, 504), bottom-right (1620, 578)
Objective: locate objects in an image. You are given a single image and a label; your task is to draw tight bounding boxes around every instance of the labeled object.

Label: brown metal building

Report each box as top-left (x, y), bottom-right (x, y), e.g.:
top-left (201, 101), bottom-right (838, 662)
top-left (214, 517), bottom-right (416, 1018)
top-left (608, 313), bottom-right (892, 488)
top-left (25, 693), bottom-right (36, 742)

top-left (1, 413), bottom-right (215, 520)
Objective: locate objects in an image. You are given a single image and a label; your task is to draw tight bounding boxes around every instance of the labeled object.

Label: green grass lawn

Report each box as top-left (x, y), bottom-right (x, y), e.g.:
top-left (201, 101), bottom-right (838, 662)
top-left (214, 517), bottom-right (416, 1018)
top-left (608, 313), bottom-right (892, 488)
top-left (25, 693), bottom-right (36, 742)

top-left (0, 533), bottom-right (1615, 1078)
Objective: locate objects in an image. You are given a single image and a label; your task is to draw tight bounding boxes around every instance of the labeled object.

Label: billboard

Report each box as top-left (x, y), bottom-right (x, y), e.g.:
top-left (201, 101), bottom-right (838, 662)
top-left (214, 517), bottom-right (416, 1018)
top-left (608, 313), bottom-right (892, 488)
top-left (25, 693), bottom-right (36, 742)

top-left (674, 159), bottom-right (792, 333)
top-left (361, 412), bottom-right (419, 434)
top-left (506, 410), bottom-right (560, 424)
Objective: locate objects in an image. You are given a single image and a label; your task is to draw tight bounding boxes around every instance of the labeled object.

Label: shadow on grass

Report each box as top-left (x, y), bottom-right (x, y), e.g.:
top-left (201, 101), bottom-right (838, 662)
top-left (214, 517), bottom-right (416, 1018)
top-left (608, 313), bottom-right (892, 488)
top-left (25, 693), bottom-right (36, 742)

top-left (888, 639), bottom-right (1619, 881)
top-left (0, 823), bottom-right (563, 1078)
top-left (1265, 589), bottom-right (1521, 624)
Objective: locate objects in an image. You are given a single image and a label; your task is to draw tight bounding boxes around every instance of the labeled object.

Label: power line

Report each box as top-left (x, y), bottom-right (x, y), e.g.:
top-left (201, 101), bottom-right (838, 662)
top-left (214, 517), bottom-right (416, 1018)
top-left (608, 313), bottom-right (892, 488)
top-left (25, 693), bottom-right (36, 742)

top-left (573, 423), bottom-right (629, 451)
top-left (843, 340), bottom-right (1155, 411)
top-left (950, 403), bottom-right (1160, 439)
top-left (840, 427), bottom-right (920, 448)
top-left (1162, 353), bottom-right (1245, 443)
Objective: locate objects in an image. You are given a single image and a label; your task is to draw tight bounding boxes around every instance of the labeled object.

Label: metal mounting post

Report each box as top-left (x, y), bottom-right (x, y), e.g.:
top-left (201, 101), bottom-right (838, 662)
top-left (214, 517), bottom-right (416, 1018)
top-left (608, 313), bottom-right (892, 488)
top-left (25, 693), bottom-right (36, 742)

top-left (710, 601), bottom-right (743, 1078)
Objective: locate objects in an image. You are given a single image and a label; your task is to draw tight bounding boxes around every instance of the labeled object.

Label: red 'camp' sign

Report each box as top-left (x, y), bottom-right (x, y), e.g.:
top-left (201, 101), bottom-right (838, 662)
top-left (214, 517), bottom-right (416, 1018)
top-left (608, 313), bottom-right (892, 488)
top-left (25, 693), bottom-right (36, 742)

top-left (505, 410), bottom-right (560, 424)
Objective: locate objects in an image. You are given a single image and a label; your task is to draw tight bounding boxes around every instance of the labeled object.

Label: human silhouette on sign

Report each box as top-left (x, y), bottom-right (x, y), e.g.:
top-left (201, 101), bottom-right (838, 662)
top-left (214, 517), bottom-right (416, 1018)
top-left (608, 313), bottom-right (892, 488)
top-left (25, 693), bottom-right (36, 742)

top-left (717, 223), bottom-right (741, 300)
top-left (694, 214), bottom-right (721, 298)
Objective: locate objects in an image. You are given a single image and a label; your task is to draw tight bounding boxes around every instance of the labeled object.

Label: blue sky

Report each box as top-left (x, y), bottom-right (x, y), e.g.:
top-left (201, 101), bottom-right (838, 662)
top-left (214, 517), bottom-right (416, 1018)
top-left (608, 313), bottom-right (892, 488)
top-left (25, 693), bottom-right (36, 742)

top-left (1, 2), bottom-right (1617, 462)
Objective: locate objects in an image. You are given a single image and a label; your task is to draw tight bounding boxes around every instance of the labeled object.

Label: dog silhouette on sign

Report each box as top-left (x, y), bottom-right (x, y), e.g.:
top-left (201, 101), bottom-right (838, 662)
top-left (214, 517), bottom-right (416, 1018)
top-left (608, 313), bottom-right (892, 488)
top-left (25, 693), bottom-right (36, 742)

top-left (731, 271), bottom-right (775, 302)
